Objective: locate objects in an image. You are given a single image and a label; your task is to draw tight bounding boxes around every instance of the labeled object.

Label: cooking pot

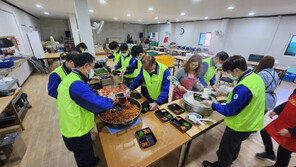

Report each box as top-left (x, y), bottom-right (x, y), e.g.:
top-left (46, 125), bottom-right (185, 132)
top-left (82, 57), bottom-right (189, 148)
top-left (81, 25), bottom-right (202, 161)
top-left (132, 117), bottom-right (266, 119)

top-left (98, 97), bottom-right (142, 129)
top-left (183, 91), bottom-right (214, 116)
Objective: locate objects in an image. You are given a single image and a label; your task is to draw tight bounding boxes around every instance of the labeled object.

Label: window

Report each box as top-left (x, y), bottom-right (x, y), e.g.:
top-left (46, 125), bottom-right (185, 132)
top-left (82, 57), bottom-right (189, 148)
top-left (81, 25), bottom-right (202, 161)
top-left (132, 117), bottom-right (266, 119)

top-left (199, 33), bottom-right (206, 45)
top-left (198, 32), bottom-right (212, 46)
top-left (284, 35), bottom-right (296, 56)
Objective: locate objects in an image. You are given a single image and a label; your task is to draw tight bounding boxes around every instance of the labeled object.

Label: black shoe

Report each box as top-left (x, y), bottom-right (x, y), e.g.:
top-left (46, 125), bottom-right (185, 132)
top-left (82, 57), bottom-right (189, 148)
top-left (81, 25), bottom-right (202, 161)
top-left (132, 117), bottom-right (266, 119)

top-left (256, 152), bottom-right (276, 161)
top-left (202, 160), bottom-right (215, 167)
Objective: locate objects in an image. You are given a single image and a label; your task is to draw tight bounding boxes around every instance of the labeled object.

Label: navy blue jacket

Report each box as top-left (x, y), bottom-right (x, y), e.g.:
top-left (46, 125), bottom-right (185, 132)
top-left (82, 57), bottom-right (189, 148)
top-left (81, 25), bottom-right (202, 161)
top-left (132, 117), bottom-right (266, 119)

top-left (129, 63), bottom-right (170, 105)
top-left (48, 63), bottom-right (71, 98)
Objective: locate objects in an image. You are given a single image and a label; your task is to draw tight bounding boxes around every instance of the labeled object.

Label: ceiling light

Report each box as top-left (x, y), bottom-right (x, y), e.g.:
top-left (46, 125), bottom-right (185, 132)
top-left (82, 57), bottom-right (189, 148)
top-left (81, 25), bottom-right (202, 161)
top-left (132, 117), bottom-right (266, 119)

top-left (138, 19), bottom-right (141, 22)
top-left (227, 6), bottom-right (234, 10)
top-left (158, 21), bottom-right (161, 24)
top-left (148, 7), bottom-right (154, 11)
top-left (204, 17), bottom-right (208, 19)
top-left (155, 17), bottom-right (158, 20)
top-left (36, 4), bottom-right (43, 8)
top-left (44, 12), bottom-right (49, 15)
top-left (180, 12), bottom-right (186, 16)
top-left (176, 19), bottom-right (180, 22)
top-left (127, 13), bottom-right (131, 17)
top-left (100, 0), bottom-right (106, 4)
top-left (192, 0), bottom-right (200, 2)
top-left (89, 9), bottom-right (94, 13)
top-left (248, 12), bottom-right (255, 16)
top-left (114, 17), bottom-right (118, 20)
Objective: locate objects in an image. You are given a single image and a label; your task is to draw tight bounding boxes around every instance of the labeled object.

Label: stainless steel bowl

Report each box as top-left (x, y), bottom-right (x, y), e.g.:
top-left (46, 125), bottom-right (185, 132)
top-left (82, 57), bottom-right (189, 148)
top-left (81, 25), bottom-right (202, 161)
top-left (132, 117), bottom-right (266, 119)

top-left (183, 91), bottom-right (213, 116)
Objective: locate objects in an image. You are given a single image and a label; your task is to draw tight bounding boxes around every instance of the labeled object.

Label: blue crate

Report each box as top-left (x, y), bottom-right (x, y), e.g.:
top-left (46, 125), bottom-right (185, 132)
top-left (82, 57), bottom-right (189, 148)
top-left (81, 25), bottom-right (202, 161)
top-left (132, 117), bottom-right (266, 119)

top-left (0, 59), bottom-right (14, 68)
top-left (283, 72), bottom-right (296, 82)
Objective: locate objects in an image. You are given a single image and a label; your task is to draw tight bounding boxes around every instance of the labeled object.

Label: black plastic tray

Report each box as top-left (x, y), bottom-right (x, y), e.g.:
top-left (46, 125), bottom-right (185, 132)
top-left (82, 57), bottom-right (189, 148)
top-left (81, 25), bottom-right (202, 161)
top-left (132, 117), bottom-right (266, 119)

top-left (155, 109), bottom-right (173, 122)
top-left (167, 103), bottom-right (185, 115)
top-left (141, 101), bottom-right (150, 113)
top-left (135, 127), bottom-right (157, 148)
top-left (170, 116), bottom-right (192, 132)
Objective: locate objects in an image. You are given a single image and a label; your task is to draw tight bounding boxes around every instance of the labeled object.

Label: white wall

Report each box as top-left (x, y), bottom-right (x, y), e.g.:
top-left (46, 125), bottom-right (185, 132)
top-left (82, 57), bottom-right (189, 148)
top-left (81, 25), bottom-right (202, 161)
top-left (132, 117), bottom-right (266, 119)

top-left (39, 18), bottom-right (70, 42)
top-left (148, 15), bottom-right (296, 66)
top-left (0, 1), bottom-right (40, 55)
top-left (92, 21), bottom-right (145, 44)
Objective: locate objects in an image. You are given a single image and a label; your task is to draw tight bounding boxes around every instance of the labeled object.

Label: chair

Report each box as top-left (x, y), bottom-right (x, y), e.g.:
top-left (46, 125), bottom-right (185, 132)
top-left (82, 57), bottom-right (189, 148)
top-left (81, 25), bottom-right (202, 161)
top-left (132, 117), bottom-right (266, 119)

top-left (196, 48), bottom-right (202, 53)
top-left (181, 46), bottom-right (186, 50)
top-left (190, 47), bottom-right (196, 53)
top-left (185, 47), bottom-right (191, 51)
top-left (177, 45), bottom-right (181, 50)
top-left (202, 48), bottom-right (209, 53)
top-left (248, 54), bottom-right (264, 62)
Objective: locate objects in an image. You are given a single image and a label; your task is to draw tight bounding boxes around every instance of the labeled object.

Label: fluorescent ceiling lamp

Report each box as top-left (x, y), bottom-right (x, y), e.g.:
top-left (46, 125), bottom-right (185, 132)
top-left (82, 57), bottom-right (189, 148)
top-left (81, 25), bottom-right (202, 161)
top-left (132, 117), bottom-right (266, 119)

top-left (89, 9), bottom-right (94, 13)
top-left (248, 12), bottom-right (255, 16)
top-left (204, 17), bottom-right (208, 19)
top-left (176, 19), bottom-right (180, 22)
top-left (155, 17), bottom-right (158, 19)
top-left (148, 7), bottom-right (154, 11)
top-left (127, 13), bottom-right (131, 17)
top-left (227, 6), bottom-right (234, 10)
top-left (138, 19), bottom-right (141, 22)
top-left (100, 0), bottom-right (106, 4)
top-left (36, 4), bottom-right (43, 8)
top-left (44, 12), bottom-right (49, 15)
top-left (114, 17), bottom-right (118, 20)
top-left (180, 12), bottom-right (186, 16)
top-left (158, 21), bottom-right (161, 24)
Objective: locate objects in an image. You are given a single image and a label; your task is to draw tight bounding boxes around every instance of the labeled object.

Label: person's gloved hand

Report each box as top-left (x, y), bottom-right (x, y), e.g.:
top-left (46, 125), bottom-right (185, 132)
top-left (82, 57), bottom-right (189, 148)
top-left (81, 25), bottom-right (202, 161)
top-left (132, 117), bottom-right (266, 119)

top-left (177, 85), bottom-right (187, 92)
top-left (107, 93), bottom-right (116, 101)
top-left (120, 68), bottom-right (127, 76)
top-left (149, 102), bottom-right (158, 111)
top-left (111, 67), bottom-right (115, 73)
top-left (125, 89), bottom-right (131, 97)
top-left (201, 100), bottom-right (213, 107)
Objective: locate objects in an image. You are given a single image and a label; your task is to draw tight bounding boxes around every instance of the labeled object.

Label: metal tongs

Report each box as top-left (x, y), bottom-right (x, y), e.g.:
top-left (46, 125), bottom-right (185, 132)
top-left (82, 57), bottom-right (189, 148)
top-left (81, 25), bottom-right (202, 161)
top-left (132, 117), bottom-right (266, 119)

top-left (187, 113), bottom-right (212, 125)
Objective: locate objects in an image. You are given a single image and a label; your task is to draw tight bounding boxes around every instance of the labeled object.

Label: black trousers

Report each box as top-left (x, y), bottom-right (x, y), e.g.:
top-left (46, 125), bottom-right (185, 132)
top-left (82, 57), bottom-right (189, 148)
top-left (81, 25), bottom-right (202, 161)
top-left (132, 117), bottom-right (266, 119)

top-left (214, 126), bottom-right (252, 167)
top-left (62, 132), bottom-right (95, 167)
top-left (123, 77), bottom-right (134, 87)
top-left (260, 128), bottom-right (292, 167)
top-left (140, 86), bottom-right (168, 104)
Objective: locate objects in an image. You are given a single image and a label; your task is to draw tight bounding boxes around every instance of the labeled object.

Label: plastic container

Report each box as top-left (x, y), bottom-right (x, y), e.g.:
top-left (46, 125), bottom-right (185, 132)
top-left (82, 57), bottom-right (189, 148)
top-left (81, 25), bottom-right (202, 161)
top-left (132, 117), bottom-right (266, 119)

top-left (155, 55), bottom-right (174, 67)
top-left (168, 103), bottom-right (185, 115)
top-left (170, 116), bottom-right (192, 132)
top-left (283, 72), bottom-right (296, 82)
top-left (141, 101), bottom-right (150, 113)
top-left (155, 109), bottom-right (173, 122)
top-left (0, 59), bottom-right (14, 68)
top-left (135, 127), bottom-right (157, 149)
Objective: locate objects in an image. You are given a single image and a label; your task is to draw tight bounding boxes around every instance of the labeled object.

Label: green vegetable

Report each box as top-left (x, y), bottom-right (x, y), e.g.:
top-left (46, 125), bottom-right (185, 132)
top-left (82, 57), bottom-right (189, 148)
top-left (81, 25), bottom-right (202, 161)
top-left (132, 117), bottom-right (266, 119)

top-left (183, 122), bottom-right (190, 127)
top-left (165, 114), bottom-right (172, 119)
top-left (137, 131), bottom-right (144, 138)
top-left (95, 70), bottom-right (107, 74)
top-left (143, 108), bottom-right (148, 111)
top-left (179, 109), bottom-right (184, 112)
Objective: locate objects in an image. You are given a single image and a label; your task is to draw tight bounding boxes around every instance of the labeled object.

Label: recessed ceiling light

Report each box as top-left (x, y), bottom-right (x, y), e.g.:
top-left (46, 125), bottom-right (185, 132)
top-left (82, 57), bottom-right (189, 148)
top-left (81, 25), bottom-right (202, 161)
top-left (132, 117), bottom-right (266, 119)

top-left (192, 0), bottom-right (200, 2)
top-left (89, 9), bottom-right (94, 13)
top-left (44, 12), bottom-right (49, 15)
top-left (36, 4), bottom-right (43, 8)
top-left (114, 17), bottom-right (118, 20)
top-left (148, 7), bottom-right (154, 11)
top-left (227, 6), bottom-right (234, 10)
top-left (180, 12), bottom-right (186, 16)
top-left (155, 17), bottom-right (158, 20)
top-left (138, 19), bottom-right (141, 22)
top-left (248, 12), bottom-right (255, 16)
top-left (158, 21), bottom-right (161, 24)
top-left (100, 0), bottom-right (106, 4)
top-left (204, 17), bottom-right (208, 19)
top-left (127, 13), bottom-right (131, 17)
top-left (176, 19), bottom-right (180, 22)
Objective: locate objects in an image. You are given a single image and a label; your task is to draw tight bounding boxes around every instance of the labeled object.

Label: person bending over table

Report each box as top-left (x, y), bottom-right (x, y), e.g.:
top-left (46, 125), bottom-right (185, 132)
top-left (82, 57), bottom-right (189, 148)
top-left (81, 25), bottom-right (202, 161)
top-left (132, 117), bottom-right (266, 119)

top-left (126, 54), bottom-right (170, 111)
top-left (199, 51), bottom-right (229, 88)
top-left (172, 54), bottom-right (204, 101)
top-left (56, 53), bottom-right (115, 167)
top-left (201, 55), bottom-right (265, 167)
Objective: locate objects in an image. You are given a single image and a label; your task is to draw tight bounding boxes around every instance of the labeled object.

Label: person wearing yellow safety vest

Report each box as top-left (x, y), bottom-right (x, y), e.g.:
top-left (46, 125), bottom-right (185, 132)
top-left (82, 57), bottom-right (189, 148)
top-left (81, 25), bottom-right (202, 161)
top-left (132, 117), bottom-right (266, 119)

top-left (111, 43), bottom-right (137, 87)
top-left (106, 41), bottom-right (121, 66)
top-left (126, 54), bottom-right (170, 111)
top-left (57, 53), bottom-right (115, 167)
top-left (201, 55), bottom-right (265, 167)
top-left (48, 51), bottom-right (80, 98)
top-left (120, 45), bottom-right (145, 90)
top-left (199, 51), bottom-right (229, 87)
